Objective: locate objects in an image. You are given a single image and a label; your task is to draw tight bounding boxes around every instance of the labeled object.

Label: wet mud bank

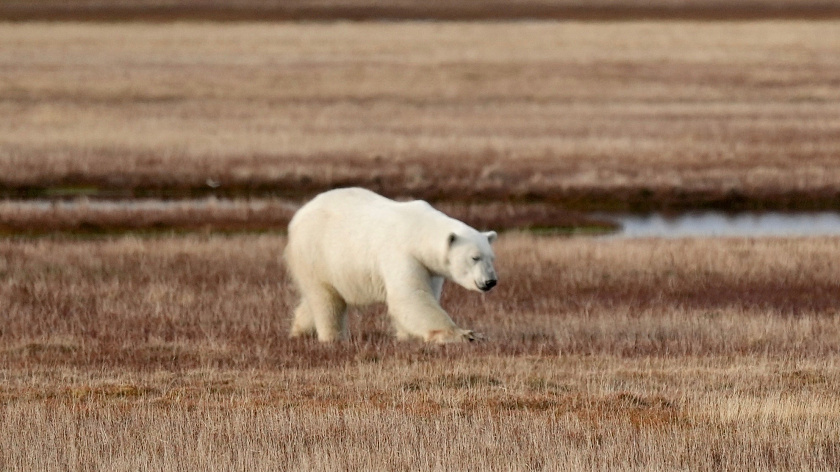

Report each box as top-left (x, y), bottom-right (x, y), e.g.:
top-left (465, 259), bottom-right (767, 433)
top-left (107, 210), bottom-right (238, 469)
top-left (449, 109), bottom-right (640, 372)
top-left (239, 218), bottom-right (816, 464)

top-left (0, 198), bottom-right (617, 237)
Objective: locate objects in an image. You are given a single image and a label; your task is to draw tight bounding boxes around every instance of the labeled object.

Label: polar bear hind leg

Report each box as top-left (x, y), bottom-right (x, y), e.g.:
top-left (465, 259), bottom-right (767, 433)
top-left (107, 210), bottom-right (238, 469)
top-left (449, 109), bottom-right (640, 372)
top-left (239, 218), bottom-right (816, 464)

top-left (290, 300), bottom-right (314, 337)
top-left (290, 286), bottom-right (348, 342)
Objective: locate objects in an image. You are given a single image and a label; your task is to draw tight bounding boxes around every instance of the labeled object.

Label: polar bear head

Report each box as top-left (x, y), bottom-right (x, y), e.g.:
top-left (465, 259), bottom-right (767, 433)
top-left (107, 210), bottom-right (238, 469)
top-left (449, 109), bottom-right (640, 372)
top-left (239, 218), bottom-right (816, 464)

top-left (446, 230), bottom-right (498, 292)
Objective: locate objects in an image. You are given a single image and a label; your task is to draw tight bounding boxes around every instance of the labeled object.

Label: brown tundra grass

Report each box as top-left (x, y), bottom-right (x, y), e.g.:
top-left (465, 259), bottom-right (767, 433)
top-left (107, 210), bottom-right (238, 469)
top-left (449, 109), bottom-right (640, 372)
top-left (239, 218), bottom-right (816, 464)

top-left (2, 21), bottom-right (840, 209)
top-left (2, 233), bottom-right (840, 470)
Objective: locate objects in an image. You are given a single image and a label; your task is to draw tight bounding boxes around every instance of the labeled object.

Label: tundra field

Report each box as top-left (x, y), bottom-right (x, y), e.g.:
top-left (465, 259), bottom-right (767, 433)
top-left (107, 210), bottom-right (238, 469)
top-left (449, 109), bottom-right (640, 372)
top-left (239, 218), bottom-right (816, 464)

top-left (4, 11), bottom-right (840, 472)
top-left (2, 21), bottom-right (840, 211)
top-left (2, 234), bottom-right (840, 470)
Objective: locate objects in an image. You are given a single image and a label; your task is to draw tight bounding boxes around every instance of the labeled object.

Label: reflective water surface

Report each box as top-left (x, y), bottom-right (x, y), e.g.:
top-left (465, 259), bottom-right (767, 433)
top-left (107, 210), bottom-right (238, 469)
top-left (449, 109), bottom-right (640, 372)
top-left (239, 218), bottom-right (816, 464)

top-left (6, 199), bottom-right (840, 239)
top-left (604, 212), bottom-right (840, 239)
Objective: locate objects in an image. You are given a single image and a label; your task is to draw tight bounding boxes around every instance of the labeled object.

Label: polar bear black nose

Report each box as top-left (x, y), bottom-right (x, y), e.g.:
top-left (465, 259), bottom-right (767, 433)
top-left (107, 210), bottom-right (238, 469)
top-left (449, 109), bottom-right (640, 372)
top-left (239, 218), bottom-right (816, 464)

top-left (482, 279), bottom-right (497, 291)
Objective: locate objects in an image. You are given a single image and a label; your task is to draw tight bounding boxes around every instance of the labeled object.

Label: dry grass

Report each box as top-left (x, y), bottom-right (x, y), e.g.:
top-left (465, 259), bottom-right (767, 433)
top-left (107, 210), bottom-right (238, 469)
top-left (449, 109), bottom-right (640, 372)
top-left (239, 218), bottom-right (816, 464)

top-left (2, 21), bottom-right (840, 209)
top-left (5, 234), bottom-right (840, 366)
top-left (3, 233), bottom-right (840, 469)
top-left (3, 358), bottom-right (840, 471)
top-left (3, 14), bottom-right (840, 470)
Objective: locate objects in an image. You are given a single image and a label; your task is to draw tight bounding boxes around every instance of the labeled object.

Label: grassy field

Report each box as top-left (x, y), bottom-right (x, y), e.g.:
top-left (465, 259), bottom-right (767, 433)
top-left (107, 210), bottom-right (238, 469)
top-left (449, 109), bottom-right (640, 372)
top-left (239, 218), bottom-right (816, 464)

top-left (2, 234), bottom-right (840, 470)
top-left (2, 21), bottom-right (840, 210)
top-left (3, 9), bottom-right (840, 470)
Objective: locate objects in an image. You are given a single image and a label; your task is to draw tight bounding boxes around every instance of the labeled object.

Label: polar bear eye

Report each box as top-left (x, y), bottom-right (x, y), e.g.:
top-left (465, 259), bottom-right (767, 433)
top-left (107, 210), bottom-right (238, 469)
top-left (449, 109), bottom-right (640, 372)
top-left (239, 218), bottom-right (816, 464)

top-left (471, 255), bottom-right (481, 262)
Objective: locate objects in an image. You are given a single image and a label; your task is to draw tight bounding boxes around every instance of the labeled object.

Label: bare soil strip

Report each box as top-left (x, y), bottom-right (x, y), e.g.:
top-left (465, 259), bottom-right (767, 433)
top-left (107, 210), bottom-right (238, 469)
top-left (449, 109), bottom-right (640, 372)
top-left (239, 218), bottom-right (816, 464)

top-left (3, 1), bottom-right (840, 22)
top-left (0, 198), bottom-right (615, 235)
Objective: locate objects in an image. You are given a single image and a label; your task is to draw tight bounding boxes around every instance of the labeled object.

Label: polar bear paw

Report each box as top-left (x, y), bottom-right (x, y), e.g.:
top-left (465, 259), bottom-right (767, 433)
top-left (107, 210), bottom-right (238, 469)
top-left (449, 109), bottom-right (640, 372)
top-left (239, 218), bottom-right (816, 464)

top-left (428, 328), bottom-right (484, 344)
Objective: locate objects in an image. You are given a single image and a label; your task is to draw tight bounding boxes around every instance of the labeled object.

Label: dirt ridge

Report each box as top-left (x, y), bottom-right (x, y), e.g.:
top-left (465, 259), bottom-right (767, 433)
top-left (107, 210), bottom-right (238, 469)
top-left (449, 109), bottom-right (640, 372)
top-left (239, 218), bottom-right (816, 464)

top-left (3, 3), bottom-right (840, 22)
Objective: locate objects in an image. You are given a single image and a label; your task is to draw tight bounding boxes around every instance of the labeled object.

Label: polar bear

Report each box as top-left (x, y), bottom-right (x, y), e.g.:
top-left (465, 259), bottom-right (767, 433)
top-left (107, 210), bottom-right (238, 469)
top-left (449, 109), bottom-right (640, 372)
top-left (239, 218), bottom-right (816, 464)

top-left (284, 187), bottom-right (498, 343)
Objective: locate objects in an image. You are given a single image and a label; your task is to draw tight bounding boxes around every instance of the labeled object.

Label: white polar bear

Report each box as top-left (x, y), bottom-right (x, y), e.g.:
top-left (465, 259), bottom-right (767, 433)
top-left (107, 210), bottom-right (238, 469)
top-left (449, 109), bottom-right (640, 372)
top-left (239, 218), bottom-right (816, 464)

top-left (284, 187), bottom-right (498, 343)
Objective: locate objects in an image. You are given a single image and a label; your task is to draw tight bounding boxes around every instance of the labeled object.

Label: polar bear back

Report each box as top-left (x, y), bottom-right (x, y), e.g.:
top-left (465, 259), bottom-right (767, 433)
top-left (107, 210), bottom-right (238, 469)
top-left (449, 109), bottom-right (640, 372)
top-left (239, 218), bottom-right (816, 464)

top-left (285, 187), bottom-right (460, 305)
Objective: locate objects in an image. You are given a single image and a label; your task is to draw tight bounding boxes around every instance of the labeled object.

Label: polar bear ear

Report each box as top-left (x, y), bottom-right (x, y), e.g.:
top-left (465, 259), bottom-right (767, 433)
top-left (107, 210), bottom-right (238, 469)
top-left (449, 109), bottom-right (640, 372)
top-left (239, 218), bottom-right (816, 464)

top-left (483, 231), bottom-right (498, 244)
top-left (448, 233), bottom-right (458, 247)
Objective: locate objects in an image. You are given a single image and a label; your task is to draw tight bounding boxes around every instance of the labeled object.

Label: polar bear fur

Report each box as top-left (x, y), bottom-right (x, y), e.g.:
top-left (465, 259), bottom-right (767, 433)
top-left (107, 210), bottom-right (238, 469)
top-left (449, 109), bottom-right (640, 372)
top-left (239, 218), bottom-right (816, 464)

top-left (285, 187), bottom-right (498, 343)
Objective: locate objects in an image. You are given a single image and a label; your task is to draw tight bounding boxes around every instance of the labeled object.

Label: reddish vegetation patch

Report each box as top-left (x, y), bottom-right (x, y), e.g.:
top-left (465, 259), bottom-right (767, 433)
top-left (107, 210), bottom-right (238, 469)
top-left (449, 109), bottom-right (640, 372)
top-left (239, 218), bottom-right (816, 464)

top-left (3, 235), bottom-right (840, 371)
top-left (0, 198), bottom-right (616, 235)
top-left (3, 1), bottom-right (840, 21)
top-left (5, 153), bottom-right (840, 212)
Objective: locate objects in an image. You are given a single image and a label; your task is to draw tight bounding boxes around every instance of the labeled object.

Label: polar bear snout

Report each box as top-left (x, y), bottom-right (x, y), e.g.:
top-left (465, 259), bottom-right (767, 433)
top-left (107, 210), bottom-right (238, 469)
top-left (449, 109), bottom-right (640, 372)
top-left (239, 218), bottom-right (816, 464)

top-left (472, 261), bottom-right (498, 292)
top-left (478, 278), bottom-right (497, 292)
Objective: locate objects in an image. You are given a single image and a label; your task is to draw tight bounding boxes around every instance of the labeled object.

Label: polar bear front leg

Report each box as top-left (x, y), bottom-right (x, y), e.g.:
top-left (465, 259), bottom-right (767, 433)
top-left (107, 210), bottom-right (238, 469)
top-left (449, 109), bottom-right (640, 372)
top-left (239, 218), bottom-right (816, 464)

top-left (391, 318), bottom-right (413, 341)
top-left (421, 277), bottom-right (474, 342)
top-left (385, 285), bottom-right (474, 344)
top-left (428, 327), bottom-right (478, 343)
top-left (430, 276), bottom-right (444, 302)
top-left (382, 259), bottom-right (476, 343)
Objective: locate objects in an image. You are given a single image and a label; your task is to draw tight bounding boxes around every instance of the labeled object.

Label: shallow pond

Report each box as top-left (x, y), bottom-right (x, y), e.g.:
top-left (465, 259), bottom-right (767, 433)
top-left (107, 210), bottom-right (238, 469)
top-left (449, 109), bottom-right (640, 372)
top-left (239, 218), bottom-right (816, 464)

top-left (5, 198), bottom-right (840, 239)
top-left (603, 211), bottom-right (840, 239)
